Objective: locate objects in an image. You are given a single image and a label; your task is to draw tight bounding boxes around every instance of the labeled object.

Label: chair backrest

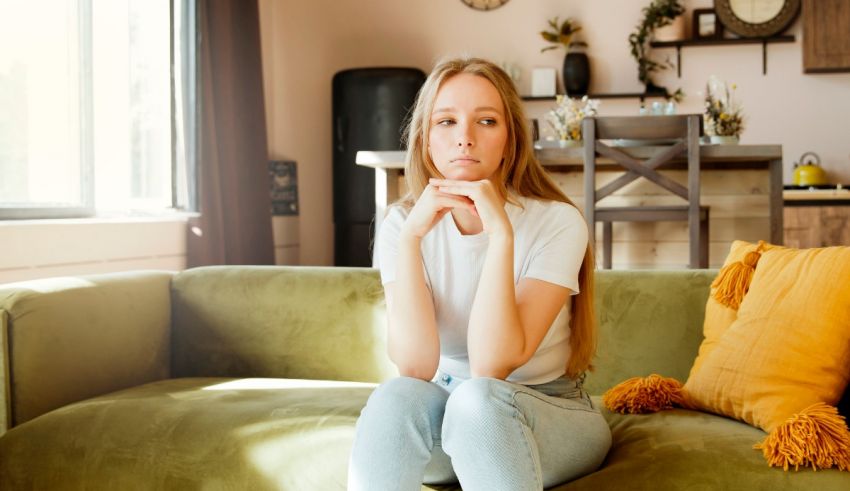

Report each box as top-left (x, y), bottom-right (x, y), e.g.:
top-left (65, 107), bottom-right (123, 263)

top-left (581, 114), bottom-right (703, 240)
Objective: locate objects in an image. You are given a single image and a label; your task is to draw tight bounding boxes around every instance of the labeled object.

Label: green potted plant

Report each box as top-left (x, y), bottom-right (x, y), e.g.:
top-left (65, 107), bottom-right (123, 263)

top-left (540, 17), bottom-right (590, 96)
top-left (628, 0), bottom-right (684, 94)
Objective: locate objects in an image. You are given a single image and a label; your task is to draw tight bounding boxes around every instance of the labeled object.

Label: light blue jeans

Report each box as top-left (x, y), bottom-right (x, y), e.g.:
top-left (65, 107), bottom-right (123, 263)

top-left (347, 371), bottom-right (611, 491)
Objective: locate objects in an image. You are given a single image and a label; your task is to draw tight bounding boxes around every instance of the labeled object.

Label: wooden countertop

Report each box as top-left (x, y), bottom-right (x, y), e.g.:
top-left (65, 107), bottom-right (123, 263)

top-left (356, 144), bottom-right (783, 172)
top-left (358, 144), bottom-right (786, 251)
top-left (784, 188), bottom-right (850, 204)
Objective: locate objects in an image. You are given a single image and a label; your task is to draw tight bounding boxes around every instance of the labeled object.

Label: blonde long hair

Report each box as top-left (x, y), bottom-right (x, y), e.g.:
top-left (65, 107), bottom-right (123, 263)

top-left (396, 56), bottom-right (596, 378)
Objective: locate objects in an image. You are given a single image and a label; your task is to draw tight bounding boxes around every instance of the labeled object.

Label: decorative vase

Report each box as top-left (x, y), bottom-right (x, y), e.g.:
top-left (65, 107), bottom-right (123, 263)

top-left (644, 81), bottom-right (668, 96)
top-left (563, 51), bottom-right (590, 96)
top-left (709, 135), bottom-right (740, 145)
top-left (558, 139), bottom-right (582, 148)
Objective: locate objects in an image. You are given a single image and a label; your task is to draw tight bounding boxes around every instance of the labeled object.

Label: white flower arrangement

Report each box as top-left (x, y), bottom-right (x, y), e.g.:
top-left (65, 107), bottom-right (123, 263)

top-left (545, 95), bottom-right (600, 141)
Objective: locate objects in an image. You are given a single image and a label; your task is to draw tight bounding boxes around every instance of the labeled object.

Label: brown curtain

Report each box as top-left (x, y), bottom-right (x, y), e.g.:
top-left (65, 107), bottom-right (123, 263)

top-left (187, 0), bottom-right (275, 267)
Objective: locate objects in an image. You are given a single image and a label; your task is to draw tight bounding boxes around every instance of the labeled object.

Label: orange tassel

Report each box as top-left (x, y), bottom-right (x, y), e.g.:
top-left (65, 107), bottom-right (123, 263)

top-left (754, 403), bottom-right (850, 471)
top-left (602, 374), bottom-right (684, 414)
top-left (711, 240), bottom-right (766, 310)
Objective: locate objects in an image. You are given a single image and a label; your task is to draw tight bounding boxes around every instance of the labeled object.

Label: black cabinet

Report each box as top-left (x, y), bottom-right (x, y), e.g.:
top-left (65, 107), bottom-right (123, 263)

top-left (331, 67), bottom-right (425, 266)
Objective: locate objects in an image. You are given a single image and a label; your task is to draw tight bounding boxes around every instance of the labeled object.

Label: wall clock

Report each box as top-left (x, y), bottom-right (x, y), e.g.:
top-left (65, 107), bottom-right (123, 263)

top-left (460, 0), bottom-right (510, 11)
top-left (715, 0), bottom-right (801, 38)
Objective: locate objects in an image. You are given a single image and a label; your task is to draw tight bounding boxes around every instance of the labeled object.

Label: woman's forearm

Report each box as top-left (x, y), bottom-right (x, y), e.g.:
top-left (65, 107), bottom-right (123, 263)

top-left (387, 234), bottom-right (440, 380)
top-left (467, 233), bottom-right (524, 379)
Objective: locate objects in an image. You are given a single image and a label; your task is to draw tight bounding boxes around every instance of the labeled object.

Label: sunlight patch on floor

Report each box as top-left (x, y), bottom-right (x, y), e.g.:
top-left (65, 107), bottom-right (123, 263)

top-left (202, 378), bottom-right (377, 391)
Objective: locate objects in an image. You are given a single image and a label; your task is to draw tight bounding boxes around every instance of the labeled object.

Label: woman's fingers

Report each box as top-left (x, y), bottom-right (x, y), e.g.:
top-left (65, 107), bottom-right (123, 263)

top-left (433, 192), bottom-right (473, 205)
top-left (405, 186), bottom-right (482, 239)
top-left (435, 185), bottom-right (474, 197)
top-left (424, 184), bottom-right (478, 215)
top-left (429, 180), bottom-right (493, 210)
top-left (430, 179), bottom-right (477, 196)
top-left (434, 194), bottom-right (477, 214)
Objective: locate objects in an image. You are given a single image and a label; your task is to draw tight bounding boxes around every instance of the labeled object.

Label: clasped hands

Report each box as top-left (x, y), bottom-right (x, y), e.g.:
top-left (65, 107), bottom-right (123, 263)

top-left (400, 177), bottom-right (514, 241)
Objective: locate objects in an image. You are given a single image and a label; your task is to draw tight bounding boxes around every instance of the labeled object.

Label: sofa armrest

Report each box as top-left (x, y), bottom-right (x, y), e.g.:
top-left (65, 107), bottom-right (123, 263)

top-left (0, 271), bottom-right (174, 433)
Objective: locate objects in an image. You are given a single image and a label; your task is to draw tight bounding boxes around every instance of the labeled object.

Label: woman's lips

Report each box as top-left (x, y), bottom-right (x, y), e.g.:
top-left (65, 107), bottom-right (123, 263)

top-left (451, 158), bottom-right (479, 165)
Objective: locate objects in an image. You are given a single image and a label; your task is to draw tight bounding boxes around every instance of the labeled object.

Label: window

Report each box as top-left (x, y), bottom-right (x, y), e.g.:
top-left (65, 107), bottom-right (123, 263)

top-left (0, 0), bottom-right (197, 219)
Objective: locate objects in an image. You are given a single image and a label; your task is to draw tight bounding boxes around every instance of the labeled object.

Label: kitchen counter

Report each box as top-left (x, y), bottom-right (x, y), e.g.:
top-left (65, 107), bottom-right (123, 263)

top-left (783, 187), bottom-right (850, 206)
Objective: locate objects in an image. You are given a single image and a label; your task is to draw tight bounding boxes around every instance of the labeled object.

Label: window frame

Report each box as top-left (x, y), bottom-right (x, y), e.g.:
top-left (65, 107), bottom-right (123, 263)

top-left (0, 0), bottom-right (198, 220)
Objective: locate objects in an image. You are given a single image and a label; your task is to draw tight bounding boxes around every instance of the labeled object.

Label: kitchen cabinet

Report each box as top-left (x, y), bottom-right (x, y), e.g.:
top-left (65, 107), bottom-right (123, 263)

top-left (784, 207), bottom-right (850, 247)
top-left (803, 0), bottom-right (850, 73)
top-left (784, 191), bottom-right (850, 247)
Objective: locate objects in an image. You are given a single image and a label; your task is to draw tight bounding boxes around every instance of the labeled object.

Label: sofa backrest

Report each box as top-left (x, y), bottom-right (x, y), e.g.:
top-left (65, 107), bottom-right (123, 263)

top-left (171, 266), bottom-right (715, 393)
top-left (170, 265), bottom-right (398, 383)
top-left (0, 271), bottom-right (173, 431)
top-left (587, 269), bottom-right (714, 394)
top-left (0, 266), bottom-right (715, 431)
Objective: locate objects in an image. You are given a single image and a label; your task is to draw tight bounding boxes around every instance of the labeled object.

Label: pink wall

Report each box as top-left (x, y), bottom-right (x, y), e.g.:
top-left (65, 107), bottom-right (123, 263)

top-left (259, 0), bottom-right (850, 266)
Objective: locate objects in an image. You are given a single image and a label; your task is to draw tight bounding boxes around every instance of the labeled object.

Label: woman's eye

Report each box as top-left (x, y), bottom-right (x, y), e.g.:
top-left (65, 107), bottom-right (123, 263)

top-left (481, 118), bottom-right (497, 126)
top-left (436, 119), bottom-right (454, 126)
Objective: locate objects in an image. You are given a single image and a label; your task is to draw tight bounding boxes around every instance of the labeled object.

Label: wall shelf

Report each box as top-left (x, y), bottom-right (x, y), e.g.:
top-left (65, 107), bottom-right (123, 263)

top-left (522, 91), bottom-right (670, 102)
top-left (650, 35), bottom-right (795, 76)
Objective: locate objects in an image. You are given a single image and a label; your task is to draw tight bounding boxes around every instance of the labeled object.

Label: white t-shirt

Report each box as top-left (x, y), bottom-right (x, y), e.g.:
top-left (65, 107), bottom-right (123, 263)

top-left (373, 192), bottom-right (588, 385)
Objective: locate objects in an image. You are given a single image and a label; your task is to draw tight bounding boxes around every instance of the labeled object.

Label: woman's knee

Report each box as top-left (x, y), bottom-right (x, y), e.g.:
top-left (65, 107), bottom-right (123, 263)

top-left (363, 376), bottom-right (448, 419)
top-left (443, 377), bottom-right (512, 429)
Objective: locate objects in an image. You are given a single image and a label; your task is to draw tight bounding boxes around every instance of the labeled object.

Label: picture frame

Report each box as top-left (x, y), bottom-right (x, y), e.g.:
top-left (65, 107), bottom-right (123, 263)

top-left (531, 67), bottom-right (556, 97)
top-left (693, 8), bottom-right (722, 39)
top-left (269, 160), bottom-right (299, 216)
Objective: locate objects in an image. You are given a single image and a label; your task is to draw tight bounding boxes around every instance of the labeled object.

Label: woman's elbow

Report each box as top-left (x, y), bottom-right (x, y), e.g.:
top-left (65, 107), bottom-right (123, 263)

top-left (469, 348), bottom-right (524, 380)
top-left (389, 352), bottom-right (437, 381)
top-left (395, 364), bottom-right (437, 381)
top-left (469, 362), bottom-right (514, 380)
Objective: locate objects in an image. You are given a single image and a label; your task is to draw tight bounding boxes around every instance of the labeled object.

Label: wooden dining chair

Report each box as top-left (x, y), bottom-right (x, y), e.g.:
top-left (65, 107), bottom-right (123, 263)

top-left (582, 114), bottom-right (709, 269)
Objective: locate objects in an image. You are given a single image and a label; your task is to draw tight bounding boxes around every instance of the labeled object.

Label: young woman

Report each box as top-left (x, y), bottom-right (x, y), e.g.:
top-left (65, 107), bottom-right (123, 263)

top-left (347, 57), bottom-right (611, 491)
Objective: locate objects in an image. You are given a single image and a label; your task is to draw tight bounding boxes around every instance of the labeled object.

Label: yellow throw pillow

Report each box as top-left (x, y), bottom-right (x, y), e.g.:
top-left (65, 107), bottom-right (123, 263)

top-left (603, 243), bottom-right (850, 471)
top-left (683, 245), bottom-right (850, 470)
top-left (603, 241), bottom-right (771, 415)
top-left (687, 240), bottom-right (776, 377)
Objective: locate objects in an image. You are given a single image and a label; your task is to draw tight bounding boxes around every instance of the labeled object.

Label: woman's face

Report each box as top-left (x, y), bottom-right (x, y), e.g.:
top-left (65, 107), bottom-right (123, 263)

top-left (428, 73), bottom-right (508, 182)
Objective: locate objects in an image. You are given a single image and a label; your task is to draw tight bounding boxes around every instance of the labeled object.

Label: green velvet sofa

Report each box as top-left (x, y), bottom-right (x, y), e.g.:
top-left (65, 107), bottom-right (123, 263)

top-left (0, 266), bottom-right (848, 490)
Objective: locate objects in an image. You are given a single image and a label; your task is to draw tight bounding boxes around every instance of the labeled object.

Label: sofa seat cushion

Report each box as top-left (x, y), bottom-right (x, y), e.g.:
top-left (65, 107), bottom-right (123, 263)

top-left (0, 377), bottom-right (376, 491)
top-left (560, 396), bottom-right (850, 490)
top-left (4, 384), bottom-right (850, 491)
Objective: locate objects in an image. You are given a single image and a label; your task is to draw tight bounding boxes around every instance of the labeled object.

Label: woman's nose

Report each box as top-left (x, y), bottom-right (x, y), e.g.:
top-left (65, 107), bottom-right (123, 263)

top-left (457, 126), bottom-right (474, 147)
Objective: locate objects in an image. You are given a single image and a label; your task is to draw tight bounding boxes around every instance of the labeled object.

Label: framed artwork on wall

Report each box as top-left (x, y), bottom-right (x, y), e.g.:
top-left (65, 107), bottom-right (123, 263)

top-left (269, 160), bottom-right (299, 216)
top-left (693, 8), bottom-right (722, 39)
top-left (715, 0), bottom-right (800, 38)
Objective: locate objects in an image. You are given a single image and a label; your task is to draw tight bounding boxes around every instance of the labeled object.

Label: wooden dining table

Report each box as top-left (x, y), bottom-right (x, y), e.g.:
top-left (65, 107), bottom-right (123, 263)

top-left (356, 143), bottom-right (784, 268)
